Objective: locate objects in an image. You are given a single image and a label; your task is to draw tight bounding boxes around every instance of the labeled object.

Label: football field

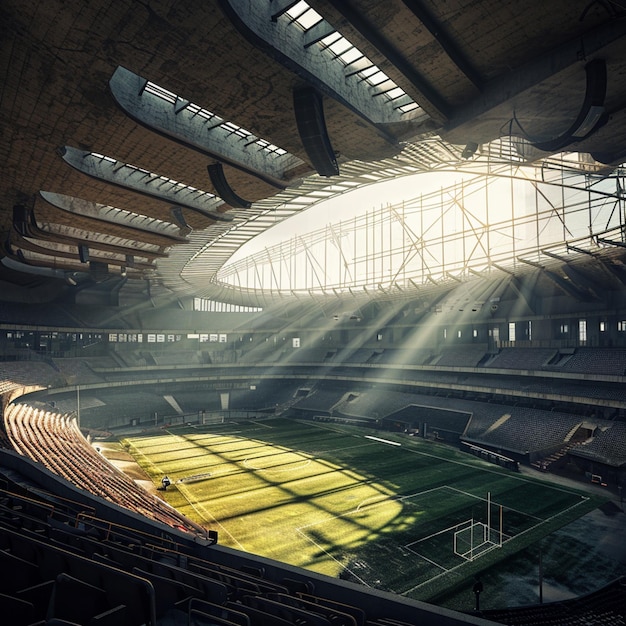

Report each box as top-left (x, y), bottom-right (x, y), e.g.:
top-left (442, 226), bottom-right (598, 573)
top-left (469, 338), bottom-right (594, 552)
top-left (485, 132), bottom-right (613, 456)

top-left (121, 418), bottom-right (602, 600)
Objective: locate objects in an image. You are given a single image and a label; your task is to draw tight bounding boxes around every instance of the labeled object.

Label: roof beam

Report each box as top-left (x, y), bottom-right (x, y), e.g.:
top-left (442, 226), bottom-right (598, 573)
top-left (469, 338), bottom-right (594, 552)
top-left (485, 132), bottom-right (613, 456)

top-left (400, 0), bottom-right (483, 89)
top-left (443, 17), bottom-right (626, 140)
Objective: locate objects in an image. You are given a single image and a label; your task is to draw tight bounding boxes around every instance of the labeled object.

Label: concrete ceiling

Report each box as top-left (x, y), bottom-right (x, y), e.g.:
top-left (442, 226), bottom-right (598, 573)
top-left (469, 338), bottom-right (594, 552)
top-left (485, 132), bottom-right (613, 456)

top-left (2, 0), bottom-right (626, 303)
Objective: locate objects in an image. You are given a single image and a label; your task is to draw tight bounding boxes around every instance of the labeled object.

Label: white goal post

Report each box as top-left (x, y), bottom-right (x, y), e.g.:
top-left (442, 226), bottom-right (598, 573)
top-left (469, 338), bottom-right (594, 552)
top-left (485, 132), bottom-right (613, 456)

top-left (453, 492), bottom-right (503, 562)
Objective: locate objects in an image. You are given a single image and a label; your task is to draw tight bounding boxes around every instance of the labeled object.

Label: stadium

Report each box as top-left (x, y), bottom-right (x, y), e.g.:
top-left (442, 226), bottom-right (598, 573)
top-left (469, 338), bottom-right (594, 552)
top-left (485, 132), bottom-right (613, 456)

top-left (1, 1), bottom-right (626, 624)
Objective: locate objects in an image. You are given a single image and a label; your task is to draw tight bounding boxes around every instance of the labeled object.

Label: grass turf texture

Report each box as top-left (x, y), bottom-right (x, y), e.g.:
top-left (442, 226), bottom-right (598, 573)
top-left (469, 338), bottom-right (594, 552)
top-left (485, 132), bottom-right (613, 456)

top-left (121, 418), bottom-right (603, 602)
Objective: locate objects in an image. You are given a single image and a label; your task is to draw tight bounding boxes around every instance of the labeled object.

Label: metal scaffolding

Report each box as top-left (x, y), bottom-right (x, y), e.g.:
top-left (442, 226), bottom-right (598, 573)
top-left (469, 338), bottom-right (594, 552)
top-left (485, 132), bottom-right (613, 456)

top-left (215, 160), bottom-right (626, 299)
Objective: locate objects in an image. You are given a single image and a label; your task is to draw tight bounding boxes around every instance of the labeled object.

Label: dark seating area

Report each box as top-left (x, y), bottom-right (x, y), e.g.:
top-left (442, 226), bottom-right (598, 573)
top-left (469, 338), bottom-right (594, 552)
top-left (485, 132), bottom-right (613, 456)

top-left (292, 387), bottom-right (353, 415)
top-left (485, 348), bottom-right (557, 370)
top-left (432, 347), bottom-right (487, 368)
top-left (569, 421), bottom-right (626, 467)
top-left (556, 348), bottom-right (626, 376)
top-left (462, 407), bottom-right (586, 457)
top-left (0, 360), bottom-right (65, 391)
top-left (478, 576), bottom-right (626, 626)
top-left (306, 384), bottom-right (599, 458)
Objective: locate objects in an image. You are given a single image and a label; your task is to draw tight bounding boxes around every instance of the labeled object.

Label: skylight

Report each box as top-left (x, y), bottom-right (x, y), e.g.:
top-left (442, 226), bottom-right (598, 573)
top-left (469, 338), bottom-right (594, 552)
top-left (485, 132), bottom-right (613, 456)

top-left (284, 1), bottom-right (420, 115)
top-left (143, 82), bottom-right (288, 158)
top-left (285, 1), bottom-right (323, 30)
top-left (89, 152), bottom-right (215, 201)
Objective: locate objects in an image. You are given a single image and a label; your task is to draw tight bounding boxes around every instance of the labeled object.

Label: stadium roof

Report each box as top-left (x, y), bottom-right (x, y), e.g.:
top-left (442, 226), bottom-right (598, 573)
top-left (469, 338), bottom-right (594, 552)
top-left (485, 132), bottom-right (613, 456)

top-left (3, 0), bottom-right (626, 307)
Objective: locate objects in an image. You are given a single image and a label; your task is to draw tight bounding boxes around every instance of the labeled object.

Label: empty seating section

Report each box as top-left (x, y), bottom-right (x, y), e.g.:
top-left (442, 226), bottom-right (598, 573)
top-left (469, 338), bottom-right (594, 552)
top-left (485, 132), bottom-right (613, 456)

top-left (463, 408), bottom-right (584, 455)
top-left (557, 348), bottom-right (626, 375)
top-left (52, 357), bottom-right (105, 384)
top-left (284, 348), bottom-right (335, 363)
top-left (150, 351), bottom-right (206, 366)
top-left (330, 386), bottom-right (599, 456)
top-left (292, 388), bottom-right (351, 414)
top-left (66, 390), bottom-right (176, 427)
top-left (0, 360), bottom-right (64, 391)
top-left (569, 422), bottom-right (626, 466)
top-left (170, 390), bottom-right (222, 414)
top-left (239, 340), bottom-right (288, 363)
top-left (3, 402), bottom-right (204, 534)
top-left (486, 348), bottom-right (557, 370)
top-left (432, 347), bottom-right (486, 367)
top-left (376, 349), bottom-right (433, 365)
top-left (332, 348), bottom-right (378, 363)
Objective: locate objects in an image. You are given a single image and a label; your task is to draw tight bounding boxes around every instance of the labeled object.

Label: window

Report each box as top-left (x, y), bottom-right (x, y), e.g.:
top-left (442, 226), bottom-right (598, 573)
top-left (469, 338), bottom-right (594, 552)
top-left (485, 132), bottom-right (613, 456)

top-left (292, 337), bottom-right (300, 348)
top-left (508, 322), bottom-right (516, 342)
top-left (443, 328), bottom-right (447, 339)
top-left (560, 324), bottom-right (569, 334)
top-left (527, 320), bottom-right (532, 341)
top-left (579, 319), bottom-right (587, 343)
top-left (457, 330), bottom-right (462, 338)
top-left (473, 329), bottom-right (478, 338)
top-left (600, 321), bottom-right (606, 332)
top-left (618, 321), bottom-right (626, 332)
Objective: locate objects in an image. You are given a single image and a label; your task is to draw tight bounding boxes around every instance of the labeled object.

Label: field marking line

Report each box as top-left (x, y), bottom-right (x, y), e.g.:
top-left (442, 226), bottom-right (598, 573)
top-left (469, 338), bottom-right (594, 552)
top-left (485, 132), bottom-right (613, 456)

top-left (300, 419), bottom-right (588, 502)
top-left (403, 488), bottom-right (593, 595)
top-left (396, 440), bottom-right (589, 498)
top-left (405, 518), bottom-right (474, 548)
top-left (298, 484), bottom-right (456, 532)
top-left (295, 420), bottom-right (366, 439)
top-left (324, 442), bottom-right (387, 455)
top-left (445, 485), bottom-right (545, 522)
top-left (364, 435), bottom-right (402, 446)
top-left (409, 550), bottom-right (450, 572)
top-left (293, 526), bottom-right (372, 587)
top-left (356, 484), bottom-right (456, 513)
top-left (175, 481), bottom-right (247, 551)
top-left (242, 457), bottom-right (312, 472)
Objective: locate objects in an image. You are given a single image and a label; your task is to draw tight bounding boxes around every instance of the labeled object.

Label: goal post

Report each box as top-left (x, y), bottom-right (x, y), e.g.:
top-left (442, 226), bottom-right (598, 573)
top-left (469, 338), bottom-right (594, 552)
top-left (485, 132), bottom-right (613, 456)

top-left (454, 520), bottom-right (489, 561)
top-left (453, 492), bottom-right (504, 562)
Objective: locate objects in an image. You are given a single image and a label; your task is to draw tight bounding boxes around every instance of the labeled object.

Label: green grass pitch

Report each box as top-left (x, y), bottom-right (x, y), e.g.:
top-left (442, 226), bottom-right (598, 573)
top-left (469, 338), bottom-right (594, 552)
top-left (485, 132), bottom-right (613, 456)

top-left (121, 418), bottom-right (603, 601)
